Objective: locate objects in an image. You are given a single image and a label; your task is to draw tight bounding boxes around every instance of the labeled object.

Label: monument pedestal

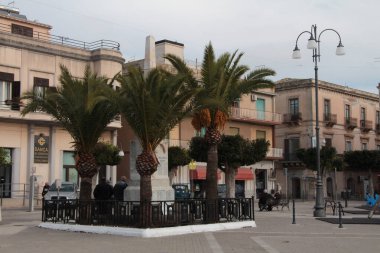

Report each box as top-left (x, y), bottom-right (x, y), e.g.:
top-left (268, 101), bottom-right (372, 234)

top-left (124, 139), bottom-right (174, 201)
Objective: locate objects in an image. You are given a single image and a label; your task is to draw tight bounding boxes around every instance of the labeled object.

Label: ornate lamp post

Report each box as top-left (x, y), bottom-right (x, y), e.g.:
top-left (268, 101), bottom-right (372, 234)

top-left (292, 25), bottom-right (345, 217)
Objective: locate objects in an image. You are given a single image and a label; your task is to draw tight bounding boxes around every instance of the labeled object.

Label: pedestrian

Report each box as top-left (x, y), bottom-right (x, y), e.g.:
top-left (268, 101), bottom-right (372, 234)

top-left (93, 177), bottom-right (113, 217)
top-left (42, 182), bottom-right (50, 198)
top-left (113, 176), bottom-right (128, 201)
top-left (93, 177), bottom-right (113, 200)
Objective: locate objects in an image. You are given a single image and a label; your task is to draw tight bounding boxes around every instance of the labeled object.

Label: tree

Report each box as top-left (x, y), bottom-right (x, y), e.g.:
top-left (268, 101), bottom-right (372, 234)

top-left (219, 135), bottom-right (269, 198)
top-left (21, 65), bottom-right (119, 200)
top-left (0, 147), bottom-right (10, 166)
top-left (296, 146), bottom-right (342, 176)
top-left (166, 43), bottom-right (276, 201)
top-left (189, 135), bottom-right (269, 198)
top-left (168, 146), bottom-right (191, 184)
top-left (93, 142), bottom-right (123, 166)
top-left (117, 66), bottom-right (197, 208)
top-left (344, 150), bottom-right (380, 196)
top-left (297, 146), bottom-right (343, 197)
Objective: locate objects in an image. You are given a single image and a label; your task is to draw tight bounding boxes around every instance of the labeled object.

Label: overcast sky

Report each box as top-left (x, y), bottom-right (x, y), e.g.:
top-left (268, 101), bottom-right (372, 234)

top-left (4, 0), bottom-right (380, 93)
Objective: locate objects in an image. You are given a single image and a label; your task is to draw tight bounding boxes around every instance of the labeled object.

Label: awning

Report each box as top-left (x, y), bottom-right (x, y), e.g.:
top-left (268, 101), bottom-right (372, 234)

top-left (190, 166), bottom-right (221, 180)
top-left (235, 167), bottom-right (254, 180)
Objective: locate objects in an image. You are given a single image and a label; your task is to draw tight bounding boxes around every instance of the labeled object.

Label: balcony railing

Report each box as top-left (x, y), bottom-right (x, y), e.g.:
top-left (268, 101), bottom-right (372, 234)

top-left (168, 139), bottom-right (191, 149)
top-left (345, 117), bottom-right (357, 130)
top-left (360, 120), bottom-right (372, 132)
top-left (0, 22), bottom-right (120, 51)
top-left (283, 113), bottom-right (302, 126)
top-left (323, 113), bottom-right (337, 127)
top-left (229, 107), bottom-right (282, 124)
top-left (266, 148), bottom-right (283, 159)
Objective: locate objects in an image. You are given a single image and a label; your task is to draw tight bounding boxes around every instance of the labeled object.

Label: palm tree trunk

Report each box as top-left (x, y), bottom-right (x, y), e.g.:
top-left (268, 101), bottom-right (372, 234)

top-left (75, 153), bottom-right (98, 224)
top-left (225, 165), bottom-right (236, 198)
top-left (205, 144), bottom-right (218, 223)
top-left (206, 143), bottom-right (218, 200)
top-left (136, 151), bottom-right (158, 227)
top-left (140, 174), bottom-right (152, 228)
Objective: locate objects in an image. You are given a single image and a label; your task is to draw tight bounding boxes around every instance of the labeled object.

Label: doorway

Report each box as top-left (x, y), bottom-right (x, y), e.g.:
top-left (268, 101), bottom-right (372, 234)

top-left (292, 177), bottom-right (301, 199)
top-left (255, 169), bottom-right (267, 196)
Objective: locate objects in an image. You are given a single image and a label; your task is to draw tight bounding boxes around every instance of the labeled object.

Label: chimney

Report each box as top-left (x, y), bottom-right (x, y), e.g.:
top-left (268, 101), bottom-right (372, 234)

top-left (143, 35), bottom-right (156, 72)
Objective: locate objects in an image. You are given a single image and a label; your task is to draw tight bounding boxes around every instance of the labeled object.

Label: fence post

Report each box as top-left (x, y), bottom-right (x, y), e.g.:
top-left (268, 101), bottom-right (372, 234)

top-left (23, 184), bottom-right (26, 207)
top-left (338, 202), bottom-right (343, 228)
top-left (292, 199), bottom-right (296, 224)
top-left (251, 196), bottom-right (255, 220)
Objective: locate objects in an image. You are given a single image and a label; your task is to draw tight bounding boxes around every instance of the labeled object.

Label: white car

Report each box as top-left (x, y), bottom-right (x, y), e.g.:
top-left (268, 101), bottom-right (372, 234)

top-left (44, 181), bottom-right (78, 201)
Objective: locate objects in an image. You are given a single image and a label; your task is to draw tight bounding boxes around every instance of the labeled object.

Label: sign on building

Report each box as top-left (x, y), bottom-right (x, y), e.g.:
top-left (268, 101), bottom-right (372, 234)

top-left (34, 135), bottom-right (49, 163)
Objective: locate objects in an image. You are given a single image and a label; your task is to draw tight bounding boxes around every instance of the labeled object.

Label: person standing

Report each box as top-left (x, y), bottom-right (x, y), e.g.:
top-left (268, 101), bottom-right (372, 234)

top-left (42, 182), bottom-right (50, 198)
top-left (113, 176), bottom-right (128, 201)
top-left (93, 177), bottom-right (113, 200)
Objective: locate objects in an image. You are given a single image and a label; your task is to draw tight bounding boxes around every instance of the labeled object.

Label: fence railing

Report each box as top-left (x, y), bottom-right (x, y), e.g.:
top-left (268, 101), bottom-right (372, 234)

top-left (0, 182), bottom-right (41, 206)
top-left (0, 22), bottom-right (120, 51)
top-left (42, 197), bottom-right (255, 228)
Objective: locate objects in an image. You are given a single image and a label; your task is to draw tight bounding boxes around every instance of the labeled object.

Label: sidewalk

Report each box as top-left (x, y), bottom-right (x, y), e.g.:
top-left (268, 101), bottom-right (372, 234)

top-left (0, 200), bottom-right (379, 253)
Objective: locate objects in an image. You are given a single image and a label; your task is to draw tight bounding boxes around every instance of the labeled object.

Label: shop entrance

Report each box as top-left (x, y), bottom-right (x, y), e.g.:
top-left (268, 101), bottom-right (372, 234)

top-left (255, 169), bottom-right (267, 196)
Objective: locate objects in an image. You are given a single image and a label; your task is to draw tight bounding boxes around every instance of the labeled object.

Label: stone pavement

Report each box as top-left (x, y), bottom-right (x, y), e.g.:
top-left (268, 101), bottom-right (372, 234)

top-left (1, 200), bottom-right (380, 253)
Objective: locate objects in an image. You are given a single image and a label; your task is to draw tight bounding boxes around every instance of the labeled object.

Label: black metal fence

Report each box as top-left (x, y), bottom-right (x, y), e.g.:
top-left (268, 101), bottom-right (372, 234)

top-left (42, 198), bottom-right (255, 228)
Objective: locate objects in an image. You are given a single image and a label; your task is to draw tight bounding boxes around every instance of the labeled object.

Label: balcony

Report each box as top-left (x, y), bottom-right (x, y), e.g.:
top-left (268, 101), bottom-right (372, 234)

top-left (323, 113), bottom-right (337, 127)
top-left (283, 113), bottom-right (302, 126)
top-left (0, 22), bottom-right (120, 51)
top-left (360, 120), bottom-right (372, 133)
top-left (229, 107), bottom-right (282, 125)
top-left (345, 117), bottom-right (357, 130)
top-left (266, 148), bottom-right (283, 160)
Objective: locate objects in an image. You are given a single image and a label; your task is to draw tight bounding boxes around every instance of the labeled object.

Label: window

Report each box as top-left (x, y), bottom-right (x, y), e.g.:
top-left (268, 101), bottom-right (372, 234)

top-left (0, 80), bottom-right (12, 109)
top-left (232, 99), bottom-right (240, 108)
top-left (284, 138), bottom-right (300, 161)
top-left (11, 24), bottom-right (33, 37)
top-left (362, 142), bottom-right (368, 150)
top-left (33, 77), bottom-right (49, 99)
top-left (256, 130), bottom-right (266, 140)
top-left (289, 98), bottom-right (299, 115)
top-left (195, 127), bottom-right (206, 137)
top-left (345, 140), bottom-right (352, 151)
top-left (229, 127), bottom-right (239, 135)
top-left (256, 98), bottom-right (265, 120)
top-left (360, 107), bottom-right (366, 127)
top-left (324, 99), bottom-right (331, 116)
top-left (324, 138), bottom-right (332, 148)
top-left (376, 111), bottom-right (380, 125)
top-left (345, 104), bottom-right (351, 120)
top-left (377, 145), bottom-right (380, 151)
top-left (62, 151), bottom-right (78, 184)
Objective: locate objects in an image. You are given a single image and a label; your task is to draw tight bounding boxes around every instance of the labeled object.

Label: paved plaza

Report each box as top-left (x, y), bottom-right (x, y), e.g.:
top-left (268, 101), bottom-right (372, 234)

top-left (1, 200), bottom-right (379, 253)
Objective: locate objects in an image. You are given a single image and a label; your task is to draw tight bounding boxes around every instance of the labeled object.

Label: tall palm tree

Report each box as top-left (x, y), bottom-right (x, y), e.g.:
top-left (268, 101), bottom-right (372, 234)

top-left (21, 65), bottom-right (119, 200)
top-left (117, 66), bottom-right (198, 205)
top-left (166, 43), bottom-right (276, 200)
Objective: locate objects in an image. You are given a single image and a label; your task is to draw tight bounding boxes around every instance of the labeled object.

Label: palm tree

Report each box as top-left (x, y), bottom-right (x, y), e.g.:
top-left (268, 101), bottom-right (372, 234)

top-left (117, 66), bottom-right (198, 205)
top-left (166, 43), bottom-right (276, 201)
top-left (21, 65), bottom-right (119, 200)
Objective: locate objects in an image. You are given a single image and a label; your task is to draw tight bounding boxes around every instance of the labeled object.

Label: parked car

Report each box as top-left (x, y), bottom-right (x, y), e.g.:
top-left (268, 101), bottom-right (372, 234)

top-left (172, 184), bottom-right (190, 200)
top-left (44, 181), bottom-right (78, 201)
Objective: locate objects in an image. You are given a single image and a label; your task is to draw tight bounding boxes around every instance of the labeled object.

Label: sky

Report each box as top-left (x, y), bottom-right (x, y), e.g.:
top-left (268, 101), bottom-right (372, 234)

top-left (3, 0), bottom-right (380, 93)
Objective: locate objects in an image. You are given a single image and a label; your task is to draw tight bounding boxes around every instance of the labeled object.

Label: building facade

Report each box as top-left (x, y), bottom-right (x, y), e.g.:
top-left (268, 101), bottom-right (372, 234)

top-left (275, 78), bottom-right (380, 200)
top-left (0, 6), bottom-right (124, 203)
top-left (119, 36), bottom-right (283, 199)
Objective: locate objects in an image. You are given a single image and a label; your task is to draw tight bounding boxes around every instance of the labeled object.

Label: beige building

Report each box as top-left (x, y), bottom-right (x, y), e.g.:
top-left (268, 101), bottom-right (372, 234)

top-left (275, 78), bottom-right (380, 200)
top-left (120, 36), bottom-right (283, 198)
top-left (0, 6), bottom-right (124, 203)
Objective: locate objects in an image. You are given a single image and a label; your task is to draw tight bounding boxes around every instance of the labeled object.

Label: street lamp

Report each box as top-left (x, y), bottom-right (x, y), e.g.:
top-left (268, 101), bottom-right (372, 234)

top-left (292, 25), bottom-right (345, 217)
